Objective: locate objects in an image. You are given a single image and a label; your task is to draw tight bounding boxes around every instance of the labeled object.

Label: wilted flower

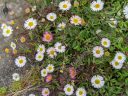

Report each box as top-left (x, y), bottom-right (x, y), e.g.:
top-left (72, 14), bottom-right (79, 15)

top-left (69, 67), bottom-right (76, 79)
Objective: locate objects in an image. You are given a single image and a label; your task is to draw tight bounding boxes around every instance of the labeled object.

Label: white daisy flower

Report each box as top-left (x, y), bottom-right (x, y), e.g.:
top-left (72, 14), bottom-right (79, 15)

top-left (91, 75), bottom-right (105, 89)
top-left (114, 52), bottom-right (126, 63)
top-left (15, 56), bottom-right (27, 67)
top-left (1, 23), bottom-right (7, 30)
top-left (47, 47), bottom-right (57, 58)
top-left (101, 38), bottom-right (111, 48)
top-left (24, 18), bottom-right (37, 30)
top-left (41, 69), bottom-right (48, 77)
top-left (54, 42), bottom-right (66, 53)
top-left (123, 5), bottom-right (128, 19)
top-left (108, 18), bottom-right (118, 28)
top-left (64, 84), bottom-right (74, 96)
top-left (92, 46), bottom-right (104, 58)
top-left (46, 13), bottom-right (57, 22)
top-left (2, 26), bottom-right (13, 37)
top-left (46, 64), bottom-right (54, 73)
top-left (90, 0), bottom-right (104, 11)
top-left (42, 88), bottom-right (50, 96)
top-left (37, 44), bottom-right (45, 53)
top-left (12, 73), bottom-right (20, 81)
top-left (10, 42), bottom-right (16, 50)
top-left (35, 52), bottom-right (44, 61)
top-left (76, 87), bottom-right (87, 96)
top-left (110, 60), bottom-right (123, 69)
top-left (57, 22), bottom-right (66, 31)
top-left (59, 1), bottom-right (71, 11)
top-left (29, 94), bottom-right (35, 96)
top-left (70, 15), bottom-right (81, 25)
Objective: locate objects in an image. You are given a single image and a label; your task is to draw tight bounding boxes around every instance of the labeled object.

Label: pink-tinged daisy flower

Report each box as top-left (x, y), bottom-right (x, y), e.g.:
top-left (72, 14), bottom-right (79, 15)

top-left (42, 88), bottom-right (50, 96)
top-left (45, 74), bottom-right (53, 83)
top-left (42, 32), bottom-right (53, 43)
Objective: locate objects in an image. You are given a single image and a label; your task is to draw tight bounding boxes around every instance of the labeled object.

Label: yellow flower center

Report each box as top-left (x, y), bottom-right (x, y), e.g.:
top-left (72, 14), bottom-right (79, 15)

top-left (50, 16), bottom-right (54, 19)
top-left (6, 29), bottom-right (10, 34)
top-left (40, 48), bottom-right (43, 51)
top-left (45, 34), bottom-right (51, 40)
top-left (79, 91), bottom-right (83, 95)
top-left (48, 66), bottom-right (52, 70)
top-left (19, 59), bottom-right (23, 64)
top-left (50, 50), bottom-right (55, 55)
top-left (20, 36), bottom-right (26, 43)
top-left (103, 41), bottom-right (107, 45)
top-left (96, 50), bottom-right (100, 54)
top-left (28, 22), bottom-right (34, 27)
top-left (45, 90), bottom-right (48, 94)
top-left (73, 18), bottom-right (78, 23)
top-left (67, 87), bottom-right (71, 92)
top-left (118, 56), bottom-right (122, 60)
top-left (63, 4), bottom-right (68, 8)
top-left (58, 46), bottom-right (62, 49)
top-left (38, 55), bottom-right (42, 59)
top-left (115, 61), bottom-right (119, 66)
top-left (95, 79), bottom-right (100, 84)
top-left (95, 4), bottom-right (100, 8)
top-left (43, 71), bottom-right (46, 74)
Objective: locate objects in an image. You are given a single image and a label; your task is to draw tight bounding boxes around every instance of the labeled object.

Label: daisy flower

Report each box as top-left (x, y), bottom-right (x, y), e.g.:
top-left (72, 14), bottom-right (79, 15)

top-left (41, 69), bottom-right (48, 77)
top-left (47, 47), bottom-right (57, 58)
top-left (101, 38), bottom-right (111, 48)
top-left (35, 52), bottom-right (44, 61)
top-left (70, 15), bottom-right (81, 25)
top-left (76, 87), bottom-right (87, 96)
top-left (15, 56), bottom-right (27, 67)
top-left (10, 42), bottom-right (16, 50)
top-left (24, 18), bottom-right (37, 30)
top-left (42, 88), bottom-right (50, 96)
top-left (2, 26), bottom-right (13, 37)
top-left (46, 12), bottom-right (57, 22)
top-left (64, 84), bottom-right (74, 96)
top-left (45, 74), bottom-right (53, 83)
top-left (54, 42), bottom-right (66, 53)
top-left (108, 18), bottom-right (118, 28)
top-left (29, 94), bottom-right (35, 96)
top-left (92, 46), bottom-right (104, 58)
top-left (59, 1), bottom-right (71, 11)
top-left (12, 73), bottom-right (20, 81)
top-left (1, 23), bottom-right (7, 30)
top-left (123, 5), bottom-right (128, 19)
top-left (114, 52), bottom-right (126, 63)
top-left (91, 75), bottom-right (105, 89)
top-left (110, 60), bottom-right (123, 69)
top-left (42, 32), bottom-right (53, 43)
top-left (37, 44), bottom-right (45, 53)
top-left (46, 64), bottom-right (54, 73)
top-left (90, 0), bottom-right (104, 11)
top-left (57, 22), bottom-right (66, 31)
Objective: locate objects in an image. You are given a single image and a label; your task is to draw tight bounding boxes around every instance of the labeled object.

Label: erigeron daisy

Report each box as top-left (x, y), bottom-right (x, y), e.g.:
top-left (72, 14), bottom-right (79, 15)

top-left (46, 64), bottom-right (54, 73)
top-left (91, 75), bottom-right (105, 89)
top-left (46, 13), bottom-right (57, 22)
top-left (57, 22), bottom-right (66, 31)
top-left (15, 56), bottom-right (27, 67)
top-left (35, 52), bottom-right (44, 61)
top-left (110, 60), bottom-right (123, 69)
top-left (76, 87), bottom-right (87, 96)
top-left (2, 26), bottom-right (13, 37)
top-left (70, 15), bottom-right (81, 25)
top-left (59, 1), bottom-right (71, 11)
top-left (10, 42), bottom-right (16, 50)
top-left (101, 38), bottom-right (111, 48)
top-left (108, 18), bottom-right (118, 28)
top-left (12, 73), bottom-right (20, 81)
top-left (114, 52), bottom-right (126, 63)
top-left (47, 47), bottom-right (57, 58)
top-left (54, 42), bottom-right (66, 53)
top-left (64, 84), bottom-right (74, 95)
top-left (42, 32), bottom-right (53, 43)
top-left (42, 88), bottom-right (50, 96)
top-left (90, 0), bottom-right (104, 11)
top-left (29, 94), bottom-right (35, 96)
top-left (24, 18), bottom-right (37, 30)
top-left (1, 23), bottom-right (7, 30)
top-left (123, 5), bottom-right (128, 19)
top-left (92, 46), bottom-right (104, 58)
top-left (41, 69), bottom-right (48, 77)
top-left (37, 44), bottom-right (45, 53)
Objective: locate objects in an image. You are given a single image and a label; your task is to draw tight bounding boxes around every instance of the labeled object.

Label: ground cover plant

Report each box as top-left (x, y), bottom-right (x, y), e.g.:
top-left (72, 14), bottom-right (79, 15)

top-left (0, 0), bottom-right (128, 96)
